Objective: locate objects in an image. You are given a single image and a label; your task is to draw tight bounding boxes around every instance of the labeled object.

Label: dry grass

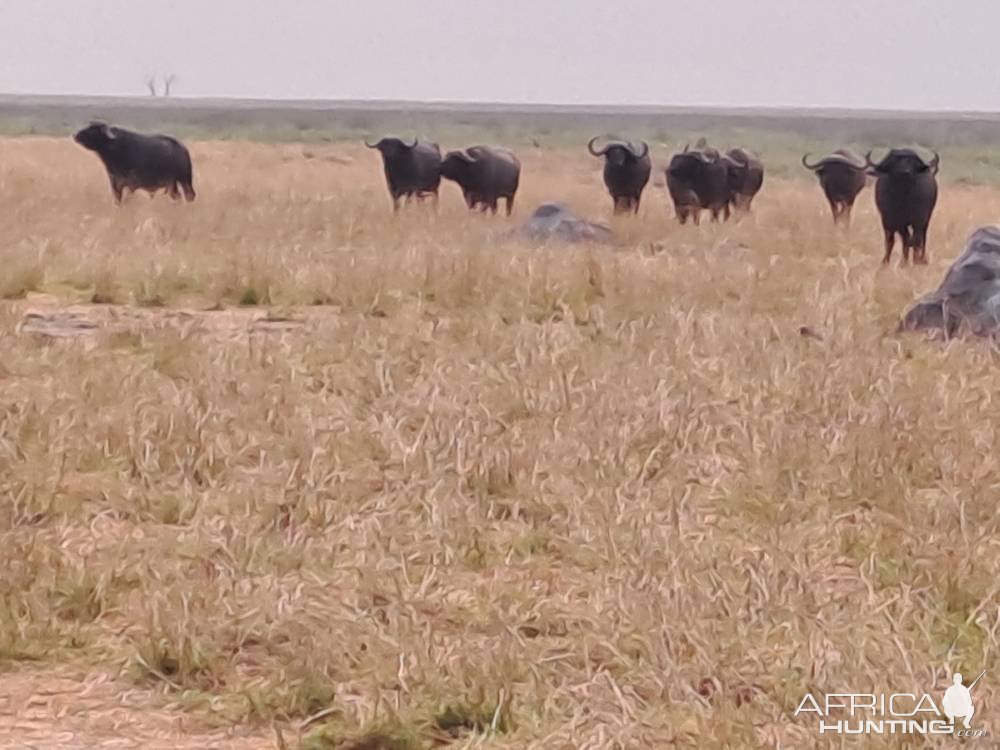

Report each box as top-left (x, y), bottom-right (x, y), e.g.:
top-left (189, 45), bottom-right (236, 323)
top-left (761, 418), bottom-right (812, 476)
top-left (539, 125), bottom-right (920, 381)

top-left (0, 136), bottom-right (999, 748)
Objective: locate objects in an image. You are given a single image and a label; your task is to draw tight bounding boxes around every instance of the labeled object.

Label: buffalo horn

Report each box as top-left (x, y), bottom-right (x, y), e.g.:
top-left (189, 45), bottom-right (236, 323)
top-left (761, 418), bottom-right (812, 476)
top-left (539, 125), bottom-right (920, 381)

top-left (588, 137), bottom-right (610, 157)
top-left (801, 153), bottom-right (823, 170)
top-left (630, 141), bottom-right (649, 159)
top-left (929, 150), bottom-right (941, 175)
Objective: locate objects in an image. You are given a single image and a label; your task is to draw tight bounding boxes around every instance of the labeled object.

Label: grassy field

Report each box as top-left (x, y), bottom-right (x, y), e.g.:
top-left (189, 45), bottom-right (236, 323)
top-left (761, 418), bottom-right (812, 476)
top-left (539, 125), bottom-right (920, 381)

top-left (1, 120), bottom-right (999, 749)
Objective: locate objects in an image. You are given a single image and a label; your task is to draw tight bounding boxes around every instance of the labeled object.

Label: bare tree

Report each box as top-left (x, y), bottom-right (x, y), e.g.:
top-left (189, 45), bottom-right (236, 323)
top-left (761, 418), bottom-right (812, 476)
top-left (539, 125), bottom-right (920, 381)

top-left (145, 74), bottom-right (158, 97)
top-left (163, 74), bottom-right (177, 97)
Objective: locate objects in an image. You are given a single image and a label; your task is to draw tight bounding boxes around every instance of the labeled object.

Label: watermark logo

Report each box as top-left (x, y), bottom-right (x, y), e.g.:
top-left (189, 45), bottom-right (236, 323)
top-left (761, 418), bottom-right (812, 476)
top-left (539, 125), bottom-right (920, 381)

top-left (794, 671), bottom-right (988, 737)
top-left (944, 671), bottom-right (984, 730)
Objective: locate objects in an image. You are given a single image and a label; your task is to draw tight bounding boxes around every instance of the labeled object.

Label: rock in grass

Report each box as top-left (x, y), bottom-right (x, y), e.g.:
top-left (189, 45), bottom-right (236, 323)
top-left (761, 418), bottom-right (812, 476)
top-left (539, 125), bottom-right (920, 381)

top-left (505, 203), bottom-right (617, 245)
top-left (901, 225), bottom-right (1000, 337)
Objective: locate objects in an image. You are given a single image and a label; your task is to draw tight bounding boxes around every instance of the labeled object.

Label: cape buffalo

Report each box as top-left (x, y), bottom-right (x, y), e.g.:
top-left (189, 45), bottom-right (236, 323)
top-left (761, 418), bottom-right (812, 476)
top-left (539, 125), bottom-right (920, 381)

top-left (73, 122), bottom-right (195, 204)
top-left (439, 146), bottom-right (520, 215)
top-left (723, 148), bottom-right (764, 212)
top-left (865, 148), bottom-right (940, 265)
top-left (665, 147), bottom-right (730, 224)
top-left (801, 149), bottom-right (868, 225)
top-left (364, 136), bottom-right (441, 211)
top-left (587, 137), bottom-right (651, 215)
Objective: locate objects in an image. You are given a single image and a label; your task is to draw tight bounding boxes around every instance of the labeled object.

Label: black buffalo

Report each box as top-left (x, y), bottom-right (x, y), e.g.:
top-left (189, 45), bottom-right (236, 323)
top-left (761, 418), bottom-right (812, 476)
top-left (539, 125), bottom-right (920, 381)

top-left (587, 137), bottom-right (651, 214)
top-left (364, 137), bottom-right (441, 211)
top-left (801, 149), bottom-right (868, 225)
top-left (865, 148), bottom-right (940, 265)
top-left (665, 147), bottom-right (730, 224)
top-left (723, 148), bottom-right (764, 212)
top-left (439, 146), bottom-right (521, 215)
top-left (73, 122), bottom-right (195, 204)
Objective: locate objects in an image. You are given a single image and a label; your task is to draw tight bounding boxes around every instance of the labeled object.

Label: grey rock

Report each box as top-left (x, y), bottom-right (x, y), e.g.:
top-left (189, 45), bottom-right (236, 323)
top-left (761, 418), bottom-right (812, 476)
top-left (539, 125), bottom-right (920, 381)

top-left (901, 225), bottom-right (1000, 336)
top-left (508, 203), bottom-right (617, 245)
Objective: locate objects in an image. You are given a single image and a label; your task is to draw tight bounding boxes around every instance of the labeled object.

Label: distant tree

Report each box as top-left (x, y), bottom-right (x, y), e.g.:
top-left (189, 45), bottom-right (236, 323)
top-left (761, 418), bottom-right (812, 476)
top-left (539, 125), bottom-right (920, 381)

top-left (163, 74), bottom-right (177, 97)
top-left (146, 75), bottom-right (158, 97)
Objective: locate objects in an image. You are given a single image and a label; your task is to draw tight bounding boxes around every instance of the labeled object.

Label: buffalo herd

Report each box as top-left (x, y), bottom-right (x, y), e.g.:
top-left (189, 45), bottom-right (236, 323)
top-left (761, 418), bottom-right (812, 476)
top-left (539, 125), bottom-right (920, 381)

top-left (70, 120), bottom-right (945, 265)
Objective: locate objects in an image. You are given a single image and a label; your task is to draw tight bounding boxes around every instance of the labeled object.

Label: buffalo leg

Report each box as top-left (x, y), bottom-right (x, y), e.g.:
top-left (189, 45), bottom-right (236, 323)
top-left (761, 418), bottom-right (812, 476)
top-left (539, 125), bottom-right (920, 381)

top-left (633, 195), bottom-right (641, 215)
top-left (168, 182), bottom-right (182, 200)
top-left (842, 201), bottom-right (854, 227)
top-left (901, 227), bottom-right (913, 264)
top-left (109, 176), bottom-right (125, 205)
top-left (505, 195), bottom-right (514, 216)
top-left (912, 225), bottom-right (929, 264)
top-left (882, 229), bottom-right (896, 265)
top-left (829, 199), bottom-right (841, 224)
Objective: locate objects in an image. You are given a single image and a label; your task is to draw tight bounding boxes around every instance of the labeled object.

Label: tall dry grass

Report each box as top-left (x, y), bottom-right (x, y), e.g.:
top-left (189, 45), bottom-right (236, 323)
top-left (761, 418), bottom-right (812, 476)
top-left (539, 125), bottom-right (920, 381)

top-left (0, 137), bottom-right (999, 748)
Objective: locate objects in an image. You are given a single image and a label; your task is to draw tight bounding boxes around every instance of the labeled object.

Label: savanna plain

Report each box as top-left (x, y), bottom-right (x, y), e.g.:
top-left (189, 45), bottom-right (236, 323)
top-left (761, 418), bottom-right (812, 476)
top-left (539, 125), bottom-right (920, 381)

top-left (1, 113), bottom-right (1000, 750)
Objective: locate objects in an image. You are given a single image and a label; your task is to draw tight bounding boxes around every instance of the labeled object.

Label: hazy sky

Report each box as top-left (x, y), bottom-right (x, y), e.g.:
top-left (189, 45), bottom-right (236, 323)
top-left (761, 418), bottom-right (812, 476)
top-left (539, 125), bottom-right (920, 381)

top-left (1, 0), bottom-right (997, 109)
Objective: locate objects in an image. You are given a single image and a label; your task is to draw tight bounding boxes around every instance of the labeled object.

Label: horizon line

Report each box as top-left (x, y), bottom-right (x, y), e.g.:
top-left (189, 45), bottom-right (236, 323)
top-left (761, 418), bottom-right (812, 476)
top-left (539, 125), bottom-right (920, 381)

top-left (1, 92), bottom-right (999, 119)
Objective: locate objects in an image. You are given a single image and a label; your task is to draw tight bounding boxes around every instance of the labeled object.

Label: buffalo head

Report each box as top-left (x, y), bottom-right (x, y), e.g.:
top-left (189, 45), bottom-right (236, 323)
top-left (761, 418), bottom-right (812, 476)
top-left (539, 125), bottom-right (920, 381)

top-left (722, 149), bottom-right (754, 176)
top-left (588, 137), bottom-right (649, 167)
top-left (439, 148), bottom-right (480, 180)
top-left (667, 149), bottom-right (718, 180)
top-left (365, 136), bottom-right (418, 157)
top-left (865, 148), bottom-right (940, 179)
top-left (74, 122), bottom-right (117, 152)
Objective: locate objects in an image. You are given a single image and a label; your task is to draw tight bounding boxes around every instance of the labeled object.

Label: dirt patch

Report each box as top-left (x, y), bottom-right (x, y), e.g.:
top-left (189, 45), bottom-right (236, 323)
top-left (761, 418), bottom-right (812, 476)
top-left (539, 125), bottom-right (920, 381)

top-left (0, 668), bottom-right (273, 750)
top-left (13, 295), bottom-right (309, 341)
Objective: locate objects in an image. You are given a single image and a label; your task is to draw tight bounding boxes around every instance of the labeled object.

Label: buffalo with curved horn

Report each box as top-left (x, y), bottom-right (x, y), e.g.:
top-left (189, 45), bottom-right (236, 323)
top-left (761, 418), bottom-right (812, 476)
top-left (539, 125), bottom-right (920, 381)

top-left (865, 148), bottom-right (940, 264)
top-left (74, 122), bottom-right (196, 204)
top-left (365, 136), bottom-right (442, 212)
top-left (587, 137), bottom-right (652, 215)
top-left (665, 147), bottom-right (730, 224)
top-left (802, 149), bottom-right (868, 225)
top-left (722, 148), bottom-right (764, 213)
top-left (439, 146), bottom-right (521, 215)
